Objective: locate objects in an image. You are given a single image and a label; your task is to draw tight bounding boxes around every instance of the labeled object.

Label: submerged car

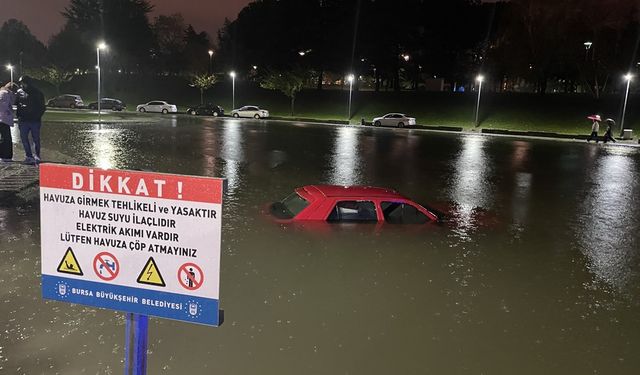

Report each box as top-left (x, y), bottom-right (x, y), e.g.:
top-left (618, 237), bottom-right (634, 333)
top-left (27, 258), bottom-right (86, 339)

top-left (372, 113), bottom-right (416, 128)
top-left (46, 94), bottom-right (84, 109)
top-left (88, 98), bottom-right (125, 111)
top-left (186, 103), bottom-right (224, 116)
top-left (136, 100), bottom-right (177, 114)
top-left (269, 185), bottom-right (442, 224)
top-left (231, 105), bottom-right (269, 119)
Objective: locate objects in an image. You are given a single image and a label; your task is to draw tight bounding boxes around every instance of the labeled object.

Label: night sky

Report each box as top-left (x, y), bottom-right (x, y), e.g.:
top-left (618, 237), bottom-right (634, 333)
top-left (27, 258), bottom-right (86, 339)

top-left (1, 0), bottom-right (251, 45)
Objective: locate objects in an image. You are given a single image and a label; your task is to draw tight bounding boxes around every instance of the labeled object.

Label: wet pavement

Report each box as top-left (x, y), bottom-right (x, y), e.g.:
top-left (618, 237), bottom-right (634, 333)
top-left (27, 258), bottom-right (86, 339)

top-left (1, 116), bottom-right (640, 374)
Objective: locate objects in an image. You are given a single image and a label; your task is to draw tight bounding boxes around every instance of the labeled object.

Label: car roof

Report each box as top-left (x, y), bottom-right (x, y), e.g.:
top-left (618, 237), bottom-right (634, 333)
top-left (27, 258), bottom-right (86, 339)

top-left (385, 113), bottom-right (405, 116)
top-left (297, 185), bottom-right (406, 200)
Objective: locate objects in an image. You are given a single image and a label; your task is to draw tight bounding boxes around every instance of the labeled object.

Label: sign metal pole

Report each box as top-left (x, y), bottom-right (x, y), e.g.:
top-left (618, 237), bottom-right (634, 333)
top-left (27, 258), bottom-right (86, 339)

top-left (125, 313), bottom-right (149, 375)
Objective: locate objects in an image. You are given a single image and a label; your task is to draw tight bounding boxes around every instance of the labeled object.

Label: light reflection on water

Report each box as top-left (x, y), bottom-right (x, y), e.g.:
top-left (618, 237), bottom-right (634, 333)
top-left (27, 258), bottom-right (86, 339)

top-left (1, 119), bottom-right (640, 374)
top-left (576, 146), bottom-right (639, 289)
top-left (447, 135), bottom-right (493, 240)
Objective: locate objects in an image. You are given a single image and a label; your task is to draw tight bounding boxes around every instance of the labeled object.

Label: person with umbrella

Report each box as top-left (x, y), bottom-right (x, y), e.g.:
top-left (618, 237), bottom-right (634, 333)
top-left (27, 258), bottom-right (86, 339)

top-left (586, 114), bottom-right (601, 143)
top-left (603, 118), bottom-right (617, 143)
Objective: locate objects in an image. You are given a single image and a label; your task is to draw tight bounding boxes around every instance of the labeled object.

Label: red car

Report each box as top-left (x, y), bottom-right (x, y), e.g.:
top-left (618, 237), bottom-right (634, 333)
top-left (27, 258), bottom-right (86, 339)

top-left (269, 185), bottom-right (442, 224)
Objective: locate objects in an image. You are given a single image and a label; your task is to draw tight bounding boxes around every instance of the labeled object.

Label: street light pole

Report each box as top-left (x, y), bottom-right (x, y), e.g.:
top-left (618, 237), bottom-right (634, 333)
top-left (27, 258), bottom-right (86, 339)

top-left (6, 64), bottom-right (13, 83)
top-left (97, 42), bottom-right (107, 121)
top-left (620, 73), bottom-right (633, 137)
top-left (208, 50), bottom-right (213, 74)
top-left (230, 71), bottom-right (236, 110)
top-left (347, 74), bottom-right (355, 122)
top-left (475, 75), bottom-right (484, 126)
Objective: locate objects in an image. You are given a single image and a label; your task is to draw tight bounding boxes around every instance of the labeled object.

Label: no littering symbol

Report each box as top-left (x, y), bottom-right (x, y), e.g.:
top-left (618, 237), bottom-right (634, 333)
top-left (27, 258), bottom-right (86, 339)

top-left (93, 252), bottom-right (120, 281)
top-left (178, 263), bottom-right (204, 291)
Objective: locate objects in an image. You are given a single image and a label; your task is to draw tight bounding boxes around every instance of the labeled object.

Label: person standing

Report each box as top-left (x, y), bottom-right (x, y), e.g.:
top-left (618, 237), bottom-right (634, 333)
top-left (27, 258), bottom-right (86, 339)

top-left (0, 82), bottom-right (17, 162)
top-left (16, 75), bottom-right (46, 164)
top-left (586, 114), bottom-right (601, 143)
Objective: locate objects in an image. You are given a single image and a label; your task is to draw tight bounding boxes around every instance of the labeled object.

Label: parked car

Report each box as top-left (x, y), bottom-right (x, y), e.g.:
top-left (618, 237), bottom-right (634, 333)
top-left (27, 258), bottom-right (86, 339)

top-left (186, 103), bottom-right (224, 117)
top-left (88, 98), bottom-right (126, 111)
top-left (136, 101), bottom-right (177, 114)
top-left (230, 105), bottom-right (269, 119)
top-left (269, 185), bottom-right (442, 224)
top-left (372, 113), bottom-right (416, 128)
top-left (47, 94), bottom-right (84, 109)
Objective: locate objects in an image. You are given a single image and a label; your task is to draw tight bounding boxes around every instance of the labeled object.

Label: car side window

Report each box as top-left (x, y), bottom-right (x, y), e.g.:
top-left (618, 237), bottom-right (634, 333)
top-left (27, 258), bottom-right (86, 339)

top-left (327, 201), bottom-right (377, 222)
top-left (381, 202), bottom-right (429, 224)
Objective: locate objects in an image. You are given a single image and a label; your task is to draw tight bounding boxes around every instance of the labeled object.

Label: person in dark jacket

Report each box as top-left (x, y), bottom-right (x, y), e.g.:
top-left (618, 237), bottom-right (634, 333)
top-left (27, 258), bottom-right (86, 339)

top-left (603, 119), bottom-right (617, 143)
top-left (16, 75), bottom-right (46, 164)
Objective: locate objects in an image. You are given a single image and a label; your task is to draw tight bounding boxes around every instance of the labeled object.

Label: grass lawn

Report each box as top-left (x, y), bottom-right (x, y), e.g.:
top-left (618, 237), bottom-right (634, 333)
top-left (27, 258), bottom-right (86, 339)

top-left (42, 74), bottom-right (639, 136)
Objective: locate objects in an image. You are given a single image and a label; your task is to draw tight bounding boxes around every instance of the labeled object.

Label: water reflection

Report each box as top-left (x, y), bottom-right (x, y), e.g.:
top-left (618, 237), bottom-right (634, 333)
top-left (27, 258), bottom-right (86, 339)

top-left (577, 147), bottom-right (639, 289)
top-left (511, 141), bottom-right (533, 234)
top-left (328, 126), bottom-right (362, 185)
top-left (221, 121), bottom-right (244, 194)
top-left (448, 135), bottom-right (492, 238)
top-left (88, 126), bottom-right (119, 169)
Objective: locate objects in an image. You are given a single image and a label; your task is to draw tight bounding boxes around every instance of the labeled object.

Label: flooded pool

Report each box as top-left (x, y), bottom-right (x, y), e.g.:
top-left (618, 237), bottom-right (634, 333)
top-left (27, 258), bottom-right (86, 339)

top-left (1, 117), bottom-right (639, 374)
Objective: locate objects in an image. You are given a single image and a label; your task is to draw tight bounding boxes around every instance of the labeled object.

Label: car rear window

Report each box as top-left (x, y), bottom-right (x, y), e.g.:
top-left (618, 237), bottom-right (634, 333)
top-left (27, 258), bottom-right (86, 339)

top-left (270, 193), bottom-right (309, 219)
top-left (381, 201), bottom-right (429, 224)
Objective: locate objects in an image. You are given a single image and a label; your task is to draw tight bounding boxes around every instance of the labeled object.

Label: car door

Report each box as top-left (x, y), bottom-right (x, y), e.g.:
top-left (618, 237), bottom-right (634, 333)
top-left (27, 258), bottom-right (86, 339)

top-left (150, 101), bottom-right (163, 112)
top-left (247, 106), bottom-right (259, 117)
top-left (381, 114), bottom-right (394, 127)
top-left (326, 200), bottom-right (379, 223)
top-left (379, 201), bottom-right (431, 224)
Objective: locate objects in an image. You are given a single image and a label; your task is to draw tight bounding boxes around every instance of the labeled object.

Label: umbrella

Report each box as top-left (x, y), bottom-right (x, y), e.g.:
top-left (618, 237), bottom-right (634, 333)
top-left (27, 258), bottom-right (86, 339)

top-left (587, 114), bottom-right (601, 121)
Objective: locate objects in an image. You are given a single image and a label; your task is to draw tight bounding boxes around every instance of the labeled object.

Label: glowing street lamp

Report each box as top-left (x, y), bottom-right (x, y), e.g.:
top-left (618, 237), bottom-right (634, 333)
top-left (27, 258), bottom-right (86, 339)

top-left (229, 71), bottom-right (236, 110)
top-left (402, 54), bottom-right (410, 62)
top-left (475, 75), bottom-right (485, 126)
top-left (584, 41), bottom-right (593, 61)
top-left (347, 74), bottom-right (355, 121)
top-left (208, 50), bottom-right (213, 73)
top-left (6, 64), bottom-right (13, 83)
top-left (96, 42), bottom-right (107, 119)
top-left (620, 73), bottom-right (633, 137)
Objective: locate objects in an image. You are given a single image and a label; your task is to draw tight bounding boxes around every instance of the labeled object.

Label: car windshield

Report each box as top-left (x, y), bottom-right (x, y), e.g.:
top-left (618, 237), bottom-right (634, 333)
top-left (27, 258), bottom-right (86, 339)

top-left (270, 192), bottom-right (309, 219)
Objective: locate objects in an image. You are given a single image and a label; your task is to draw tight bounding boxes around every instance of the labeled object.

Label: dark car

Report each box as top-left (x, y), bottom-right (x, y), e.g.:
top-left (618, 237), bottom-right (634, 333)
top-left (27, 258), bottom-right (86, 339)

top-left (186, 103), bottom-right (224, 117)
top-left (46, 94), bottom-right (84, 109)
top-left (88, 98), bottom-right (126, 111)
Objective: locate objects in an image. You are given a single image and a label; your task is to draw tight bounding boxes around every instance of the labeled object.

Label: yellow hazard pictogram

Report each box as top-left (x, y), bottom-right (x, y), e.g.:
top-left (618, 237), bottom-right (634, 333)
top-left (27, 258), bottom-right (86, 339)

top-left (136, 257), bottom-right (166, 287)
top-left (57, 247), bottom-right (83, 276)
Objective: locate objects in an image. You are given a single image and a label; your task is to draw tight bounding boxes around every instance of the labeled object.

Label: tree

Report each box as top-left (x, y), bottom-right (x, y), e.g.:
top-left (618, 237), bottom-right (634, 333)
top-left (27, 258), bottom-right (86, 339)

top-left (260, 68), bottom-right (310, 116)
top-left (62, 0), bottom-right (154, 71)
top-left (39, 66), bottom-right (75, 95)
top-left (0, 19), bottom-right (47, 75)
top-left (152, 14), bottom-right (187, 73)
top-left (190, 73), bottom-right (218, 104)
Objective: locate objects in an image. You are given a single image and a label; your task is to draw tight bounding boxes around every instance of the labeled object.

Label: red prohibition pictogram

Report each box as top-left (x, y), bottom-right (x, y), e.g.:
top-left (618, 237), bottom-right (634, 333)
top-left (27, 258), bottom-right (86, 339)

top-left (93, 252), bottom-right (120, 281)
top-left (178, 263), bottom-right (204, 291)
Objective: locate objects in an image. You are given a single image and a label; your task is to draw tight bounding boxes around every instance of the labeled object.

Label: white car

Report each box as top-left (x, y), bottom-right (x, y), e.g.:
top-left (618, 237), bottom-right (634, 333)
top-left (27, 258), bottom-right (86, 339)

top-left (372, 113), bottom-right (416, 128)
top-left (231, 105), bottom-right (269, 119)
top-left (136, 101), bottom-right (177, 114)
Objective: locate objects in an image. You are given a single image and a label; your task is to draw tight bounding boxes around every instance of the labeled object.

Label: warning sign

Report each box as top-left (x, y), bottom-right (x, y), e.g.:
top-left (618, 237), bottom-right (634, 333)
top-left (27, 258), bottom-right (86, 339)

top-left (93, 252), bottom-right (120, 281)
top-left (40, 164), bottom-right (224, 326)
top-left (178, 263), bottom-right (204, 291)
top-left (137, 257), bottom-right (166, 287)
top-left (57, 247), bottom-right (83, 276)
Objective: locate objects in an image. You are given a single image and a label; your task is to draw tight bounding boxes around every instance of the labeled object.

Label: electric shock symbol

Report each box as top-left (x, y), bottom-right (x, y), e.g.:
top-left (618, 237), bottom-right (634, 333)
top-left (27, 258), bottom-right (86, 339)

top-left (93, 252), bottom-right (120, 281)
top-left (57, 247), bottom-right (83, 276)
top-left (136, 257), bottom-right (166, 287)
top-left (178, 263), bottom-right (204, 291)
